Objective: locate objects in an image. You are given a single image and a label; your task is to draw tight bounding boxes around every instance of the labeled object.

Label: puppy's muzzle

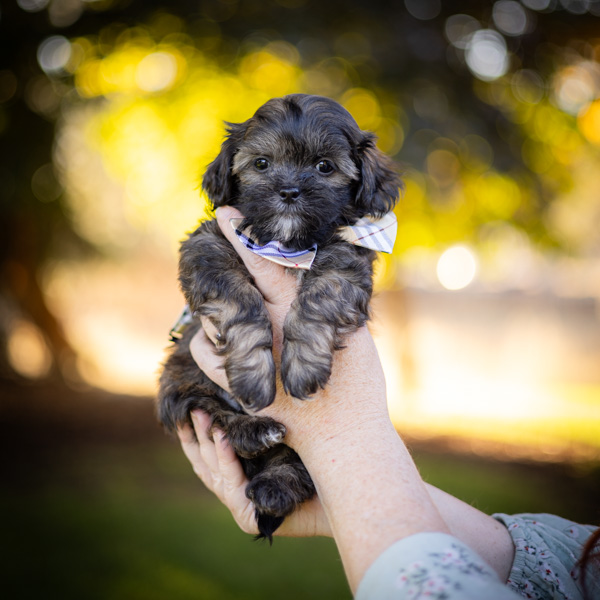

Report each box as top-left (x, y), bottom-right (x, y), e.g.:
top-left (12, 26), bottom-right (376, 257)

top-left (279, 187), bottom-right (300, 204)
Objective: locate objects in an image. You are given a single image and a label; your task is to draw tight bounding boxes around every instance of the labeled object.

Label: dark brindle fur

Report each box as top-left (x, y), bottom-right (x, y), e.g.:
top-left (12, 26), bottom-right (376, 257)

top-left (158, 94), bottom-right (400, 540)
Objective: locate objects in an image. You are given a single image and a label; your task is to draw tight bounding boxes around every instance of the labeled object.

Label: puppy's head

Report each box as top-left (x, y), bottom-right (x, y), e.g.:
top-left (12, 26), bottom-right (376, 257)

top-left (202, 94), bottom-right (400, 250)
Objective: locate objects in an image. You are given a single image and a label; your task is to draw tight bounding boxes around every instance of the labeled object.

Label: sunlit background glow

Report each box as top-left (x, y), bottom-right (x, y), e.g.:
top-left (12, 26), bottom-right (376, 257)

top-left (436, 245), bottom-right (478, 290)
top-left (6, 1), bottom-right (600, 463)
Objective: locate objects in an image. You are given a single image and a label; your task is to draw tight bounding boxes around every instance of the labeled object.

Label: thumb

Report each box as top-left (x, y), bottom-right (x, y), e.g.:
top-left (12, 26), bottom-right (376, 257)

top-left (215, 206), bottom-right (298, 307)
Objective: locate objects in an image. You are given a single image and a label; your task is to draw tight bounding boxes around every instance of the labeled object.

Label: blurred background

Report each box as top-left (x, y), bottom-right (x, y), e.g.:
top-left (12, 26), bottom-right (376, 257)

top-left (1, 0), bottom-right (599, 598)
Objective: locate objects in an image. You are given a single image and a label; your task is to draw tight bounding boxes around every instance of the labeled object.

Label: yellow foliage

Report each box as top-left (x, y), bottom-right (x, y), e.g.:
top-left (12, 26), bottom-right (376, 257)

top-left (578, 99), bottom-right (600, 145)
top-left (341, 88), bottom-right (382, 129)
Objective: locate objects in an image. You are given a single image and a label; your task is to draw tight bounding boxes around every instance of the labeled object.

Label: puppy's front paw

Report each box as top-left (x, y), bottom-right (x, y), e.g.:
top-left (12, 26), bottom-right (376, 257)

top-left (226, 417), bottom-right (286, 459)
top-left (225, 325), bottom-right (276, 410)
top-left (280, 340), bottom-right (332, 400)
top-left (228, 353), bottom-right (277, 410)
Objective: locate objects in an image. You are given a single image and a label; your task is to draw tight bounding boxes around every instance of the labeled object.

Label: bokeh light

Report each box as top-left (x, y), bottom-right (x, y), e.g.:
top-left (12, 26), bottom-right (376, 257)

top-left (4, 3), bottom-right (600, 461)
top-left (7, 319), bottom-right (52, 379)
top-left (492, 1), bottom-right (529, 37)
top-left (436, 245), bottom-right (478, 290)
top-left (135, 51), bottom-right (179, 92)
top-left (553, 61), bottom-right (600, 115)
top-left (16, 0), bottom-right (49, 12)
top-left (578, 99), bottom-right (600, 144)
top-left (465, 29), bottom-right (510, 81)
top-left (37, 35), bottom-right (72, 75)
top-left (445, 14), bottom-right (481, 49)
top-left (521, 0), bottom-right (551, 10)
top-left (404, 0), bottom-right (441, 21)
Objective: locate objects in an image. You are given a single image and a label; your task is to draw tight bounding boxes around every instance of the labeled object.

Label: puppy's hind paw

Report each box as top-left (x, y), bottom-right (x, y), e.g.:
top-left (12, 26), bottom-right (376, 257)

top-left (227, 417), bottom-right (286, 459)
top-left (246, 476), bottom-right (295, 520)
top-left (245, 462), bottom-right (315, 521)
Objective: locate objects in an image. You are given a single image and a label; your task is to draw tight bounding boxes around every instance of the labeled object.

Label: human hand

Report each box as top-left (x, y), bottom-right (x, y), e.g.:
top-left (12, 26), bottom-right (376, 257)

top-left (189, 206), bottom-right (389, 453)
top-left (177, 409), bottom-right (332, 537)
top-left (180, 205), bottom-right (387, 541)
top-left (197, 206), bottom-right (299, 355)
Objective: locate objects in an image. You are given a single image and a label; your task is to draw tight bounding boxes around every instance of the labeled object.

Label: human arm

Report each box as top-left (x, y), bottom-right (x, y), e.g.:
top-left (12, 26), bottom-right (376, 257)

top-left (179, 206), bottom-right (515, 592)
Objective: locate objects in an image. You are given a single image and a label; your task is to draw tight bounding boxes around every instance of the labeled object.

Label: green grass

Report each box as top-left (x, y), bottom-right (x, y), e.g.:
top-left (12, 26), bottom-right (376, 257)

top-left (2, 388), bottom-right (599, 600)
top-left (3, 489), bottom-right (347, 600)
top-left (2, 444), bottom-right (350, 600)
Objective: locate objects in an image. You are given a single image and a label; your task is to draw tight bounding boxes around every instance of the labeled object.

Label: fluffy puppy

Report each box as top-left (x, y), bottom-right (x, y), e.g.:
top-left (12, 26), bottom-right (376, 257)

top-left (158, 94), bottom-right (400, 540)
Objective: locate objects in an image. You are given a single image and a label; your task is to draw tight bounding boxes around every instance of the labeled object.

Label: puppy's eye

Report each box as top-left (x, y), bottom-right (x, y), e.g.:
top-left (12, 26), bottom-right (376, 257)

top-left (254, 158), bottom-right (269, 171)
top-left (316, 160), bottom-right (334, 174)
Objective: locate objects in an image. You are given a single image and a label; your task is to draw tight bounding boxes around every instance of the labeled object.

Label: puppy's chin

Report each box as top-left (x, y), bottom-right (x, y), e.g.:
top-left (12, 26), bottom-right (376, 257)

top-left (243, 213), bottom-right (313, 250)
top-left (269, 214), bottom-right (305, 246)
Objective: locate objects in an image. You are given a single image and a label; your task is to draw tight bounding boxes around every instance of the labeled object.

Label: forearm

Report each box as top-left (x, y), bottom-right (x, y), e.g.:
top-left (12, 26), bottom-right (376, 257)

top-left (297, 421), bottom-right (449, 592)
top-left (266, 329), bottom-right (449, 592)
top-left (424, 484), bottom-right (515, 582)
top-left (187, 206), bottom-right (515, 595)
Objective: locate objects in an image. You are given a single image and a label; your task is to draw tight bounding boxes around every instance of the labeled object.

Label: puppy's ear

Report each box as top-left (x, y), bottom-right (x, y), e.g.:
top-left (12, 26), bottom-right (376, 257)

top-left (355, 133), bottom-right (402, 217)
top-left (202, 120), bottom-right (248, 208)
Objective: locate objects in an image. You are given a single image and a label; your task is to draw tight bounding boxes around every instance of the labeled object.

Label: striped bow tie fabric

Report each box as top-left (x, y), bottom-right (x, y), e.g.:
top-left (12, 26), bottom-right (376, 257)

top-left (230, 212), bottom-right (397, 271)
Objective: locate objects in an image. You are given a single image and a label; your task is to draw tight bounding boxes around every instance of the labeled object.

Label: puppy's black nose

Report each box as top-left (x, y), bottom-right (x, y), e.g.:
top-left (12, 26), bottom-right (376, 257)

top-left (279, 187), bottom-right (300, 203)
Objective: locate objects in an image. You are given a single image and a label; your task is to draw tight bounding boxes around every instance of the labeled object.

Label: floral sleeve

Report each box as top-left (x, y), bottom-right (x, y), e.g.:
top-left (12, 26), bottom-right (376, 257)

top-left (355, 532), bottom-right (521, 600)
top-left (493, 513), bottom-right (599, 600)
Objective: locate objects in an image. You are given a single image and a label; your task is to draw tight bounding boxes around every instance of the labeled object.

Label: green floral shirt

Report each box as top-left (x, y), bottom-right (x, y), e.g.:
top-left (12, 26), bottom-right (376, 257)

top-left (494, 513), bottom-right (598, 600)
top-left (356, 514), bottom-right (599, 600)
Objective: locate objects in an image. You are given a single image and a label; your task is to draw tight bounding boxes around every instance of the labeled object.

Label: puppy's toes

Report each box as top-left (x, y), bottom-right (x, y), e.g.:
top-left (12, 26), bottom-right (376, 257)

top-left (258, 420), bottom-right (286, 448)
top-left (227, 348), bottom-right (277, 410)
top-left (280, 343), bottom-right (331, 400)
top-left (245, 462), bottom-right (315, 518)
top-left (227, 418), bottom-right (286, 459)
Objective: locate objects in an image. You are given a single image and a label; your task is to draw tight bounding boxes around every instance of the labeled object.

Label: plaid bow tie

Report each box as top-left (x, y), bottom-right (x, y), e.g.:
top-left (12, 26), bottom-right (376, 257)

top-left (230, 212), bottom-right (397, 270)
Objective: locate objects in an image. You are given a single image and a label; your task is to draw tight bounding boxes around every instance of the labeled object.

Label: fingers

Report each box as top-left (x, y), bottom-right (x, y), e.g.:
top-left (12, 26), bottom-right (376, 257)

top-left (199, 315), bottom-right (221, 346)
top-left (212, 430), bottom-right (258, 532)
top-left (192, 411), bottom-right (221, 488)
top-left (189, 327), bottom-right (231, 392)
top-left (213, 429), bottom-right (247, 491)
top-left (177, 410), bottom-right (259, 535)
top-left (177, 417), bottom-right (214, 489)
top-left (178, 410), bottom-right (332, 537)
top-left (215, 206), bottom-right (298, 307)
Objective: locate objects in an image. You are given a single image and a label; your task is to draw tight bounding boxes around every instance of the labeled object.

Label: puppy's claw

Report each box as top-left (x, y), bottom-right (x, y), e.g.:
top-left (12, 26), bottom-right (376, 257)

top-left (260, 422), bottom-right (286, 447)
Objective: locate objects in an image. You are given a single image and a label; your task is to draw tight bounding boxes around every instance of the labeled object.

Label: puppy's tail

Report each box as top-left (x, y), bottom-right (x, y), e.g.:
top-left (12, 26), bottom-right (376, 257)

top-left (254, 513), bottom-right (285, 545)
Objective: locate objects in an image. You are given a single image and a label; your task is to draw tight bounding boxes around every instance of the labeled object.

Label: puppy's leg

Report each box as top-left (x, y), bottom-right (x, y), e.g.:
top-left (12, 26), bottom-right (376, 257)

top-left (159, 323), bottom-right (285, 457)
top-left (281, 244), bottom-right (374, 399)
top-left (217, 413), bottom-right (286, 459)
top-left (179, 219), bottom-right (276, 410)
top-left (243, 445), bottom-right (316, 542)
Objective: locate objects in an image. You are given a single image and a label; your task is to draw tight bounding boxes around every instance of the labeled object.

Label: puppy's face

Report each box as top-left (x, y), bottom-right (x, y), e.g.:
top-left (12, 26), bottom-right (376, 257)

top-left (203, 94), bottom-right (400, 250)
